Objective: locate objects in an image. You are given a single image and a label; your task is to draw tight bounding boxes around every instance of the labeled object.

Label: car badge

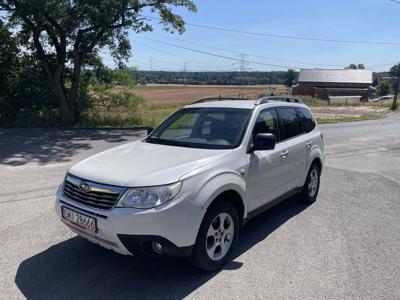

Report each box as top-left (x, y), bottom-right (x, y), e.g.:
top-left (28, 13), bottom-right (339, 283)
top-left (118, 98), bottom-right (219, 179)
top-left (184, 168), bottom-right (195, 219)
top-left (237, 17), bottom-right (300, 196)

top-left (79, 182), bottom-right (90, 193)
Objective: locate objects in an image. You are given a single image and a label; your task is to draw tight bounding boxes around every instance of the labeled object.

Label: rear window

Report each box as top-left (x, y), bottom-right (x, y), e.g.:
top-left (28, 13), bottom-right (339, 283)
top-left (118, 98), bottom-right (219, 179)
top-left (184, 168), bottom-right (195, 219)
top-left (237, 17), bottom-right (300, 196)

top-left (277, 107), bottom-right (304, 141)
top-left (297, 107), bottom-right (316, 133)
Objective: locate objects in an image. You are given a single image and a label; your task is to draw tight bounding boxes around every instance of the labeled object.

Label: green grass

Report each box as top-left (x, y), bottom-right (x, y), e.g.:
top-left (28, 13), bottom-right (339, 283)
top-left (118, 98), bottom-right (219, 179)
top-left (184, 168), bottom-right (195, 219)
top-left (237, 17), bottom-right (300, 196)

top-left (141, 106), bottom-right (180, 126)
top-left (316, 114), bottom-right (388, 124)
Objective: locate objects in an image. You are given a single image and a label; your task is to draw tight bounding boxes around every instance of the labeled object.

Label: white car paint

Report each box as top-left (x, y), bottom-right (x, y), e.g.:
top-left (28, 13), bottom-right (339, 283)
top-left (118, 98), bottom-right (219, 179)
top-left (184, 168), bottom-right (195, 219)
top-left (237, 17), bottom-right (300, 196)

top-left (56, 99), bottom-right (324, 255)
top-left (69, 141), bottom-right (233, 187)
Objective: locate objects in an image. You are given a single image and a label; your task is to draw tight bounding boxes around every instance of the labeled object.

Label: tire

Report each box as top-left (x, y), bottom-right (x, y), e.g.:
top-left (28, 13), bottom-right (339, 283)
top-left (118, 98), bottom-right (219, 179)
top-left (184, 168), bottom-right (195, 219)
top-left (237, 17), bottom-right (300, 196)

top-left (189, 201), bottom-right (239, 272)
top-left (300, 163), bottom-right (321, 203)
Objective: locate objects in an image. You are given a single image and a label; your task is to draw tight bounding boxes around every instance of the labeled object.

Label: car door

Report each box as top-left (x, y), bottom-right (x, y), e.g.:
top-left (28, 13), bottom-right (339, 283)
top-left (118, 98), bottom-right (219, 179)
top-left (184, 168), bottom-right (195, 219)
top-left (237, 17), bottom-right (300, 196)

top-left (246, 108), bottom-right (289, 211)
top-left (276, 107), bottom-right (308, 191)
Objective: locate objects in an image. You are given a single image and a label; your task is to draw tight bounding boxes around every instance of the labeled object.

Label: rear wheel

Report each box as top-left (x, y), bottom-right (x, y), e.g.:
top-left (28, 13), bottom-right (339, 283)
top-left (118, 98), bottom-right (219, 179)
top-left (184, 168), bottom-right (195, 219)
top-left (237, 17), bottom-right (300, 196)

top-left (300, 163), bottom-right (321, 203)
top-left (190, 201), bottom-right (239, 271)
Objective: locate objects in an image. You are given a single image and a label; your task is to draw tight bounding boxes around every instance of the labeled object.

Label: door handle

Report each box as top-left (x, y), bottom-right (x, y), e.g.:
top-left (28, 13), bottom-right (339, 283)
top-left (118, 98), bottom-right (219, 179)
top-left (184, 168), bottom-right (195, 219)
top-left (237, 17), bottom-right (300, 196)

top-left (280, 150), bottom-right (289, 159)
top-left (306, 141), bottom-right (313, 149)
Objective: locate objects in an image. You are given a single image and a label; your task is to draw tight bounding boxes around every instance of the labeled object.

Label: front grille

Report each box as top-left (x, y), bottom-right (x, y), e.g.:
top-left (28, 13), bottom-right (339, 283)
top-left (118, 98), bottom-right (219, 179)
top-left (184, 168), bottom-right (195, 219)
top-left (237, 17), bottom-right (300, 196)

top-left (63, 175), bottom-right (125, 210)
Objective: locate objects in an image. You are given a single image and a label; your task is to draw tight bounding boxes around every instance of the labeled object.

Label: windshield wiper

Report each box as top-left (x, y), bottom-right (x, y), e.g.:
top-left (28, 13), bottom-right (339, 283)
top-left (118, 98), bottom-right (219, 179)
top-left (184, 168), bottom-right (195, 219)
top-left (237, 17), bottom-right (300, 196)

top-left (146, 137), bottom-right (198, 148)
top-left (146, 136), bottom-right (159, 144)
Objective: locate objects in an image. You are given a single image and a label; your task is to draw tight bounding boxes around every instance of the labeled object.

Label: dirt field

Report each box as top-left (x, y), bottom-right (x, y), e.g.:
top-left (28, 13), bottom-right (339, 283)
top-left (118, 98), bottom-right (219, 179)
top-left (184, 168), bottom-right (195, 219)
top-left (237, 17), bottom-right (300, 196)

top-left (135, 84), bottom-right (289, 107)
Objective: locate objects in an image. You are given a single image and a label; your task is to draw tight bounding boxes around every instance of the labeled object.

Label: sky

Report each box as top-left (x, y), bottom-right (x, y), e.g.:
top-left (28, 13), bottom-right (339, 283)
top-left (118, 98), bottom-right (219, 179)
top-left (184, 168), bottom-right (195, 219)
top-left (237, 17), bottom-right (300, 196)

top-left (101, 0), bottom-right (400, 72)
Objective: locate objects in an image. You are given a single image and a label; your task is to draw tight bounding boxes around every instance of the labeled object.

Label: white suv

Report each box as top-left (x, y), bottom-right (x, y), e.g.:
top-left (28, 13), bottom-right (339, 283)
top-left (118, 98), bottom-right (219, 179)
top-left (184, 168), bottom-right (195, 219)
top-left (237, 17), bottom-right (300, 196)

top-left (56, 96), bottom-right (324, 271)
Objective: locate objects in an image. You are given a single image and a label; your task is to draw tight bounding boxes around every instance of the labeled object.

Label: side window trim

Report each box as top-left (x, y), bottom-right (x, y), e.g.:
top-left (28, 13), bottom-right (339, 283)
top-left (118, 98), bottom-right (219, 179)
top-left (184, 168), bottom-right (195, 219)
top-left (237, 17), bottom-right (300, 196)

top-left (272, 108), bottom-right (281, 143)
top-left (295, 108), bottom-right (306, 134)
top-left (251, 107), bottom-right (281, 144)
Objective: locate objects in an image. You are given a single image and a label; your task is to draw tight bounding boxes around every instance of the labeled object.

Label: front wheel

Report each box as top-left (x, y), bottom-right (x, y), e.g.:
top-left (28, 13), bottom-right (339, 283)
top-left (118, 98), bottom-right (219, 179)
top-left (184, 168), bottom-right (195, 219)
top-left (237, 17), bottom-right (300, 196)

top-left (189, 201), bottom-right (239, 271)
top-left (300, 163), bottom-right (321, 203)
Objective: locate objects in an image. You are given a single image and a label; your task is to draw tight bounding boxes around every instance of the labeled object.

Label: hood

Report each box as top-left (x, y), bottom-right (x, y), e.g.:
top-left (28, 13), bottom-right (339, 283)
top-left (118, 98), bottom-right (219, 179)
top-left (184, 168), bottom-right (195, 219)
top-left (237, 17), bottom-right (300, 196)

top-left (68, 140), bottom-right (232, 187)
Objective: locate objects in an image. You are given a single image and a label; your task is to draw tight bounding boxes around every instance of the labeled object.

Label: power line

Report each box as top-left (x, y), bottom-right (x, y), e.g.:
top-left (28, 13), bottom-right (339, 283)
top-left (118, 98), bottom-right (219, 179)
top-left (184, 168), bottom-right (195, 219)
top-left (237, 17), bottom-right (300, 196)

top-left (144, 16), bottom-right (400, 46)
top-left (134, 40), bottom-right (232, 69)
top-left (153, 34), bottom-right (348, 67)
top-left (371, 62), bottom-right (398, 68)
top-left (142, 37), bottom-right (300, 69)
top-left (102, 42), bottom-right (395, 71)
top-left (130, 53), bottom-right (232, 71)
top-left (389, 0), bottom-right (400, 4)
top-left (160, 35), bottom-right (397, 71)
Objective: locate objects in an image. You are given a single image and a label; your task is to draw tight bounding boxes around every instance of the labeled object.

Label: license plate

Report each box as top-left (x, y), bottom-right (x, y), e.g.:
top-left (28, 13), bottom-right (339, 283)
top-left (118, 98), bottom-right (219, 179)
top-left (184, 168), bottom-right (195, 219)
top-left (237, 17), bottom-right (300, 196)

top-left (61, 206), bottom-right (97, 234)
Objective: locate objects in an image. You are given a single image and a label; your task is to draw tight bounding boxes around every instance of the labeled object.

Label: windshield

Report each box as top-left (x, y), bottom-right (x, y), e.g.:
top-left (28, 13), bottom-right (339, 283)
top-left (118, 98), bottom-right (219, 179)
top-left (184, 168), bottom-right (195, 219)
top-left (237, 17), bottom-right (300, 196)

top-left (147, 107), bottom-right (252, 149)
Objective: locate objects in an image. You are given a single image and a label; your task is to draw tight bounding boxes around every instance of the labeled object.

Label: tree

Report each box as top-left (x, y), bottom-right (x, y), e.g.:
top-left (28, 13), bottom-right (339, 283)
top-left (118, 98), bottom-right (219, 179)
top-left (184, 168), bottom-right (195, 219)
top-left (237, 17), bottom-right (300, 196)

top-left (0, 0), bottom-right (196, 123)
top-left (376, 80), bottom-right (391, 97)
top-left (0, 20), bottom-right (18, 123)
top-left (390, 64), bottom-right (400, 110)
top-left (1, 20), bottom-right (58, 126)
top-left (284, 69), bottom-right (297, 87)
top-left (345, 63), bottom-right (365, 70)
top-left (0, 20), bottom-right (17, 95)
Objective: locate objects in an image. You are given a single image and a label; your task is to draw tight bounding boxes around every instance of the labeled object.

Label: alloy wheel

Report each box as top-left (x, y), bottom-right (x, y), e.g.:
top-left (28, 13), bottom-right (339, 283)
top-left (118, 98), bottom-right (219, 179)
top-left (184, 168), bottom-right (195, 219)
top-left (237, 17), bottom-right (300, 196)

top-left (205, 212), bottom-right (235, 261)
top-left (308, 168), bottom-right (319, 198)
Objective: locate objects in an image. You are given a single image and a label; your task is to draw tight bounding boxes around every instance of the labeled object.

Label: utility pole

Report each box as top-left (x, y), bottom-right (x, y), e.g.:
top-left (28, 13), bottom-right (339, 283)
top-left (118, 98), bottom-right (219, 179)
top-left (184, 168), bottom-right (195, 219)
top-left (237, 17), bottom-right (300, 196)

top-left (150, 57), bottom-right (153, 71)
top-left (183, 61), bottom-right (188, 86)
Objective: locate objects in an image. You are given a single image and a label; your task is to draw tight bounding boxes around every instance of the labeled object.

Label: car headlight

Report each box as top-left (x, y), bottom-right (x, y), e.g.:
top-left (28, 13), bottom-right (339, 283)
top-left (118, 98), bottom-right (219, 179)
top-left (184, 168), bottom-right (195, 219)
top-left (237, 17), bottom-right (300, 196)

top-left (117, 182), bottom-right (182, 209)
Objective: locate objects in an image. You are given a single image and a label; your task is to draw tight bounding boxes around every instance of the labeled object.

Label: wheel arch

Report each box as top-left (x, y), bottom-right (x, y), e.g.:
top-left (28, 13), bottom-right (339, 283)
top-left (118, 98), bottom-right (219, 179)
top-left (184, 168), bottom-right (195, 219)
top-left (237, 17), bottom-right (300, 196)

top-left (207, 189), bottom-right (245, 224)
top-left (301, 149), bottom-right (324, 187)
top-left (311, 156), bottom-right (322, 172)
top-left (191, 170), bottom-right (248, 221)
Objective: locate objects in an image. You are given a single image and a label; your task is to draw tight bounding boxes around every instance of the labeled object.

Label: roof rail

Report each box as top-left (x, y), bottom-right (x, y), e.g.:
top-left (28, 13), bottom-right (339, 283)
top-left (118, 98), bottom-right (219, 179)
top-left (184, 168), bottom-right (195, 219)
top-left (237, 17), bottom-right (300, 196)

top-left (191, 95), bottom-right (246, 105)
top-left (256, 95), bottom-right (304, 105)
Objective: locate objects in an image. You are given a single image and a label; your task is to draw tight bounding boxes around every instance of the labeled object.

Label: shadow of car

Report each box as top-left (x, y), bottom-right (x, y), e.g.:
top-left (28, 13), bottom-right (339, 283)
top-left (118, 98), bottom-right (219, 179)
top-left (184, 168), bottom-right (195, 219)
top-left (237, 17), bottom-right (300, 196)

top-left (15, 196), bottom-right (309, 299)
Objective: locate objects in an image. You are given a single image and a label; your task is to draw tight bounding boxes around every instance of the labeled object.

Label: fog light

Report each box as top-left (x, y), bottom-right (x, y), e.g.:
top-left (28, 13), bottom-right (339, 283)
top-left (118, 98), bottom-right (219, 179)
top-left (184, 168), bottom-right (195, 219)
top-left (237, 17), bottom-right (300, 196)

top-left (152, 242), bottom-right (163, 254)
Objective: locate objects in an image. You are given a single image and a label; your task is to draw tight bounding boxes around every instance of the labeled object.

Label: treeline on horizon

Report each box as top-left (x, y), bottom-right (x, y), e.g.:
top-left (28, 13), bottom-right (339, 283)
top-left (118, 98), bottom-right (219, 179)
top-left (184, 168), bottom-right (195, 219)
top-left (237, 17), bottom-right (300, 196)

top-left (130, 70), bottom-right (388, 86)
top-left (130, 70), bottom-right (293, 85)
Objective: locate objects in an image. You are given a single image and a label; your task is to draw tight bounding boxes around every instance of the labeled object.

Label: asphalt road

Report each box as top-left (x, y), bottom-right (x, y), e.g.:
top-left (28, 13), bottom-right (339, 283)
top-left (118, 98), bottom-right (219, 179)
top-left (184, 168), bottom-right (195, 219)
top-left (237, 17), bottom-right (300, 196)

top-left (1, 113), bottom-right (399, 300)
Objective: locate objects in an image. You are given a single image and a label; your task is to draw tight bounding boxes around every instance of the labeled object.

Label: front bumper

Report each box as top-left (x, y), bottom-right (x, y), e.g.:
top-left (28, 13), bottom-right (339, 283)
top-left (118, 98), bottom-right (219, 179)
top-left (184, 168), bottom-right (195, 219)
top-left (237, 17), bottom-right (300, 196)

top-left (55, 188), bottom-right (204, 256)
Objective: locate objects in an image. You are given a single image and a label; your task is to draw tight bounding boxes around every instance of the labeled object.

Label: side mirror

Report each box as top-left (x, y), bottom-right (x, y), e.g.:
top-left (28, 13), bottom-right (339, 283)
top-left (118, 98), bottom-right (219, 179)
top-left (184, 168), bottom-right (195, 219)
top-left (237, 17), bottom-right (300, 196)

top-left (253, 133), bottom-right (276, 151)
top-left (147, 127), bottom-right (155, 135)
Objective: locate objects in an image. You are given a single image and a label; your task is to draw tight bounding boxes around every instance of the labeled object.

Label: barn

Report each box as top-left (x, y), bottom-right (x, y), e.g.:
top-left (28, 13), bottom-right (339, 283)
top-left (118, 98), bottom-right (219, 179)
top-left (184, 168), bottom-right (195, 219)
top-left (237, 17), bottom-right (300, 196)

top-left (292, 69), bottom-right (374, 101)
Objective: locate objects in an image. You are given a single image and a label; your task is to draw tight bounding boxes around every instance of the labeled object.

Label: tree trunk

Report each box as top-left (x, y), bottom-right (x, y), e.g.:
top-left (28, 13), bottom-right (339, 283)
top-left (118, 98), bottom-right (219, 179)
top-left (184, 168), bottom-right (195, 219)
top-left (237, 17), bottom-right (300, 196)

top-left (69, 55), bottom-right (83, 121)
top-left (49, 62), bottom-right (76, 123)
top-left (53, 78), bottom-right (75, 123)
top-left (392, 71), bottom-right (400, 111)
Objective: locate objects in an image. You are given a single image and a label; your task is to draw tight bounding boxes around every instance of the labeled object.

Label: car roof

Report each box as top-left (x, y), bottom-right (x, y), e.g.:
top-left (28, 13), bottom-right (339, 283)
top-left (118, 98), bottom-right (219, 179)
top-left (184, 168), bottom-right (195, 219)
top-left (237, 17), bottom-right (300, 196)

top-left (186, 100), bottom-right (258, 109)
top-left (185, 98), bottom-right (308, 110)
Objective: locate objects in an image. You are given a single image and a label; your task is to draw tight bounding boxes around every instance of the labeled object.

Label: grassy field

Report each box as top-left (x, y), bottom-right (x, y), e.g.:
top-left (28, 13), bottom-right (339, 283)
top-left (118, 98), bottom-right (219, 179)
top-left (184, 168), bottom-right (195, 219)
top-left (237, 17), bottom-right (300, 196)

top-left (100, 84), bottom-right (392, 127)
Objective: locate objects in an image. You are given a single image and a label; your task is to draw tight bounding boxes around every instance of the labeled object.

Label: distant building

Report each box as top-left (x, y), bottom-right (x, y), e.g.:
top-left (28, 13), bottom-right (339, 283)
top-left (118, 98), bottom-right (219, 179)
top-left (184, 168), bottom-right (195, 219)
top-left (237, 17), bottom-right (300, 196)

top-left (292, 69), bottom-right (374, 101)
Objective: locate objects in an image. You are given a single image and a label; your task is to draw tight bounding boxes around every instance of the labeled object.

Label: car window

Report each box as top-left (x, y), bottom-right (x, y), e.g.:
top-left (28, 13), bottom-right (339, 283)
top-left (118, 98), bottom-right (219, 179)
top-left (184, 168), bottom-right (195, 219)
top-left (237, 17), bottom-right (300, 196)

top-left (149, 108), bottom-right (252, 149)
top-left (297, 107), bottom-right (316, 133)
top-left (158, 111), bottom-right (199, 139)
top-left (201, 113), bottom-right (225, 136)
top-left (252, 109), bottom-right (279, 142)
top-left (277, 107), bottom-right (304, 141)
